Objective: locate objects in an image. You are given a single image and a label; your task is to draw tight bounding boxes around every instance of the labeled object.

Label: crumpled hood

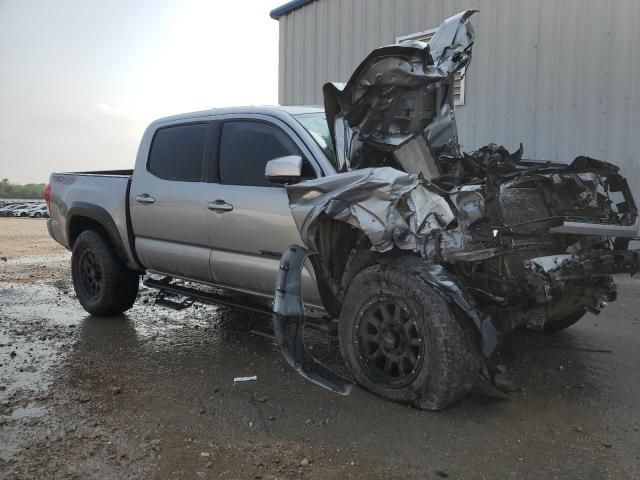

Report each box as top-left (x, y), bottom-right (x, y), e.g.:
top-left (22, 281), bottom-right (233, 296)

top-left (286, 167), bottom-right (455, 253)
top-left (323, 10), bottom-right (477, 172)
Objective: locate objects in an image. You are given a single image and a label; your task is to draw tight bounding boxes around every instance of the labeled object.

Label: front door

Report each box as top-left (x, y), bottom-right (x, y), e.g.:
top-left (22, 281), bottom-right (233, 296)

top-left (205, 118), bottom-right (322, 306)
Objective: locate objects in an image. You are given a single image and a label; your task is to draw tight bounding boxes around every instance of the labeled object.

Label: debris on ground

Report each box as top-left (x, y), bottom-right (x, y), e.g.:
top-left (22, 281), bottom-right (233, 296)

top-left (233, 375), bottom-right (257, 384)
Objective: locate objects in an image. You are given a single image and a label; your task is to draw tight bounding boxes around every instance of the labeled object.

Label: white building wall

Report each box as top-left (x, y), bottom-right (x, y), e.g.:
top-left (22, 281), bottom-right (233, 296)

top-left (277, 0), bottom-right (640, 199)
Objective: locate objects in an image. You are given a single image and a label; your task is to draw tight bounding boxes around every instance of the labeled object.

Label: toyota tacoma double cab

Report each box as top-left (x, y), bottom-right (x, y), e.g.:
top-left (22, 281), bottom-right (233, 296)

top-left (47, 11), bottom-right (640, 409)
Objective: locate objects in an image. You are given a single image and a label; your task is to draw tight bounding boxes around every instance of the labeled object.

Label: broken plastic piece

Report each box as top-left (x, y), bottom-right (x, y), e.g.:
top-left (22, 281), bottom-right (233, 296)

top-left (233, 375), bottom-right (257, 384)
top-left (273, 245), bottom-right (353, 396)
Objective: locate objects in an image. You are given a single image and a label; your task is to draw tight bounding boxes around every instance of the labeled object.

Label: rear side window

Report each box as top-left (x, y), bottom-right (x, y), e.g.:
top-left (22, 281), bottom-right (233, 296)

top-left (218, 121), bottom-right (301, 187)
top-left (148, 123), bottom-right (208, 182)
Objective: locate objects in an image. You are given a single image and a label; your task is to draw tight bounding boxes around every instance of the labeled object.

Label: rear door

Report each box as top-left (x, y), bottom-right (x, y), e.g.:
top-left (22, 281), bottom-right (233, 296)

top-left (205, 116), bottom-right (322, 306)
top-left (130, 121), bottom-right (214, 282)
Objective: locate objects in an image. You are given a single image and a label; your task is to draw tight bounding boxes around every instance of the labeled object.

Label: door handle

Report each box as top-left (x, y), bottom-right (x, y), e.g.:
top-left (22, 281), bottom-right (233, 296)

top-left (136, 194), bottom-right (155, 204)
top-left (207, 200), bottom-right (233, 212)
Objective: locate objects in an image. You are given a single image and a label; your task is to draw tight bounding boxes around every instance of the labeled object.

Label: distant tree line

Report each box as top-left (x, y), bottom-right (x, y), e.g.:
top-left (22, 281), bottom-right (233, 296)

top-left (0, 179), bottom-right (45, 199)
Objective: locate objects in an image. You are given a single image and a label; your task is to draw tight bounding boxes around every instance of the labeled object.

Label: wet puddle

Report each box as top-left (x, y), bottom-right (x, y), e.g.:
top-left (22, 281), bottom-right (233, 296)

top-left (9, 403), bottom-right (46, 420)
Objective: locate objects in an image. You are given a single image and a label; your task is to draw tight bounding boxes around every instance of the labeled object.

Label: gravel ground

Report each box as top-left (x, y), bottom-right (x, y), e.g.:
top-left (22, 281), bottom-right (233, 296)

top-left (1, 218), bottom-right (640, 479)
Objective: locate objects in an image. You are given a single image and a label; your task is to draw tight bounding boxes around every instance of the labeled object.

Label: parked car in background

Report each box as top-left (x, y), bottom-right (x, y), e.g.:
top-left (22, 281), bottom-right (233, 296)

top-left (11, 204), bottom-right (38, 217)
top-left (0, 204), bottom-right (21, 216)
top-left (28, 205), bottom-right (49, 218)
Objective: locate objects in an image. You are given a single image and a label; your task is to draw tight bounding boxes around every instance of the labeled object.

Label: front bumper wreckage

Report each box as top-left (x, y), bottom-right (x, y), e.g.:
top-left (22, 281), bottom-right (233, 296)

top-left (272, 9), bottom-right (640, 394)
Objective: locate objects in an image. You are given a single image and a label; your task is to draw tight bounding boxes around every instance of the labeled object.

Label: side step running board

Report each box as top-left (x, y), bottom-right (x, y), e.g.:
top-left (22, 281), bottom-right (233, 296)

top-left (143, 278), bottom-right (274, 316)
top-left (155, 294), bottom-right (195, 311)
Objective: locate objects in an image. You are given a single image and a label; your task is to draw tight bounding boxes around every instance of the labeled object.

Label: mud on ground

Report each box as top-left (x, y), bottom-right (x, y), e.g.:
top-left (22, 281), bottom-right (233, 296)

top-left (1, 218), bottom-right (640, 479)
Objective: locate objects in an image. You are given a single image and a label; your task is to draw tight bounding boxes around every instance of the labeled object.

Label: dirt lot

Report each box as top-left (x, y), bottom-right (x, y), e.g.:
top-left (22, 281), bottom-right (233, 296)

top-left (0, 217), bottom-right (64, 258)
top-left (0, 217), bottom-right (68, 284)
top-left (1, 218), bottom-right (640, 479)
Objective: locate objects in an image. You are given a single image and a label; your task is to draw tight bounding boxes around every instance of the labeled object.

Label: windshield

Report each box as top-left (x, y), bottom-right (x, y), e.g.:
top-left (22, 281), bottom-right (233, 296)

top-left (293, 112), bottom-right (336, 165)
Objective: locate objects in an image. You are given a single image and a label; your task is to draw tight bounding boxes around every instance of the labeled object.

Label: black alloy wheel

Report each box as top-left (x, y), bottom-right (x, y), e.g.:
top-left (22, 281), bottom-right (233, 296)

top-left (339, 262), bottom-right (482, 410)
top-left (71, 230), bottom-right (139, 316)
top-left (78, 249), bottom-right (103, 299)
top-left (354, 296), bottom-right (426, 389)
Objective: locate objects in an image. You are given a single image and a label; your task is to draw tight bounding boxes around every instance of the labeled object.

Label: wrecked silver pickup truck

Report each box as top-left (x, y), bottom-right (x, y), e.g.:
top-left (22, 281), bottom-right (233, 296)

top-left (273, 10), bottom-right (640, 409)
top-left (48, 10), bottom-right (639, 410)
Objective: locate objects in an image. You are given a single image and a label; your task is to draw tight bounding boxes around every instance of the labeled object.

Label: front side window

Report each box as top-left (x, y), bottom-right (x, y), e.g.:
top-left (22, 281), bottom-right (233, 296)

top-left (218, 121), bottom-right (304, 187)
top-left (148, 123), bottom-right (208, 182)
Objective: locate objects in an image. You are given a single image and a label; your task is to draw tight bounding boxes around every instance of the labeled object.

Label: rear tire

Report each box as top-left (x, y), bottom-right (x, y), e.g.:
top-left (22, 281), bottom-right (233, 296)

top-left (71, 230), bottom-right (139, 316)
top-left (338, 263), bottom-right (480, 410)
top-left (34, 212), bottom-right (42, 218)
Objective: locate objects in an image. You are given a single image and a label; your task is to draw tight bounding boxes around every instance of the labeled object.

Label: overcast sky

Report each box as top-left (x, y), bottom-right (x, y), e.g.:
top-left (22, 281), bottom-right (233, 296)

top-left (0, 0), bottom-right (280, 183)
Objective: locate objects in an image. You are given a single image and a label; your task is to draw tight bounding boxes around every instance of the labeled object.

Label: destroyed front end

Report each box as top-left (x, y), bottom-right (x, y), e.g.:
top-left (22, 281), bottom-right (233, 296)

top-left (285, 153), bottom-right (640, 339)
top-left (273, 10), bottom-right (640, 409)
top-left (423, 152), bottom-right (639, 334)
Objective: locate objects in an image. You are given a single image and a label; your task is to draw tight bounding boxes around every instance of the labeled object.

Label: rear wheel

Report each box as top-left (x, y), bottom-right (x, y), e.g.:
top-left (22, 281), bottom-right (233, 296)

top-left (34, 212), bottom-right (42, 218)
top-left (339, 263), bottom-right (480, 410)
top-left (71, 230), bottom-right (139, 316)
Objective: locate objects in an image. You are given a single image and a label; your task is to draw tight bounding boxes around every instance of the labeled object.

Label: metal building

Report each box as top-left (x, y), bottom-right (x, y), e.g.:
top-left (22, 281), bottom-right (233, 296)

top-left (270, 0), bottom-right (640, 198)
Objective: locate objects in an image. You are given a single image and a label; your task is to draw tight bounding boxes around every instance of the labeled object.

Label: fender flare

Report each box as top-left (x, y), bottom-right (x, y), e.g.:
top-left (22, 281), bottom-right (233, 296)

top-left (273, 244), bottom-right (353, 395)
top-left (66, 202), bottom-right (129, 264)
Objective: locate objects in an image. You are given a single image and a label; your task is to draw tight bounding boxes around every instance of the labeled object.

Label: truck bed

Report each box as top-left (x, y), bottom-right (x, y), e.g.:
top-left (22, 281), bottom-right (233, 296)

top-left (47, 170), bottom-right (139, 269)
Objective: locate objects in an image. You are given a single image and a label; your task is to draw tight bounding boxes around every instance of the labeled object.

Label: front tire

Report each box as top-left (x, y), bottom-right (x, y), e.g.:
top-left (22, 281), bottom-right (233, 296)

top-left (339, 264), bottom-right (480, 410)
top-left (71, 230), bottom-right (139, 316)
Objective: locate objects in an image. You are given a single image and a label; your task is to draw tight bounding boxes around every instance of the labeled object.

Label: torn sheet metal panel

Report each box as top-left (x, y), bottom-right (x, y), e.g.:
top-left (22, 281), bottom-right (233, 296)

top-left (549, 217), bottom-right (640, 238)
top-left (427, 10), bottom-right (477, 74)
top-left (393, 137), bottom-right (441, 180)
top-left (407, 184), bottom-right (456, 236)
top-left (323, 10), bottom-right (477, 172)
top-left (285, 167), bottom-right (454, 253)
top-left (526, 251), bottom-right (640, 281)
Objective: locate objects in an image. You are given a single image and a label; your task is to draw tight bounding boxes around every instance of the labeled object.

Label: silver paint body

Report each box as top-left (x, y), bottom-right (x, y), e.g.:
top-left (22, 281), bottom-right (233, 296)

top-left (48, 106), bottom-right (336, 308)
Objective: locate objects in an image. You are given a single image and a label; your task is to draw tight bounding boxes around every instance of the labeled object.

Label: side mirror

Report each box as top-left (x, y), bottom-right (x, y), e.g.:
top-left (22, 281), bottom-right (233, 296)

top-left (265, 155), bottom-right (303, 185)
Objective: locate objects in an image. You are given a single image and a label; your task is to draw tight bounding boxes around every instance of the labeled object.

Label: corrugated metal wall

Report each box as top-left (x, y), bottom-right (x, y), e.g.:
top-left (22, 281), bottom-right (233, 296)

top-left (277, 0), bottom-right (640, 198)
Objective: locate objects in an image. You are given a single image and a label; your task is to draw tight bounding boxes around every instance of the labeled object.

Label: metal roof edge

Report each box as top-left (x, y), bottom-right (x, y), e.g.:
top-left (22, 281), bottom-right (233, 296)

top-left (270, 0), bottom-right (317, 20)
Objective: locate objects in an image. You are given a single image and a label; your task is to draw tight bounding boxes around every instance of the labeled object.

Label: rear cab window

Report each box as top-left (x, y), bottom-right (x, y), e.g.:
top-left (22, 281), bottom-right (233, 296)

top-left (148, 123), bottom-right (209, 181)
top-left (218, 120), bottom-right (316, 187)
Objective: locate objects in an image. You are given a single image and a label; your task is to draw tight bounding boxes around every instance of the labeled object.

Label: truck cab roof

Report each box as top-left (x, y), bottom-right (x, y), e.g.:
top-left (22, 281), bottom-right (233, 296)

top-left (150, 105), bottom-right (325, 127)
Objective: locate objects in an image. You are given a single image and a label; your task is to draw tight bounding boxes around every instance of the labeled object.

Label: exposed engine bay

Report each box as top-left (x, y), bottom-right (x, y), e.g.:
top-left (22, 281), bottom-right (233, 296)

top-left (278, 10), bottom-right (640, 361)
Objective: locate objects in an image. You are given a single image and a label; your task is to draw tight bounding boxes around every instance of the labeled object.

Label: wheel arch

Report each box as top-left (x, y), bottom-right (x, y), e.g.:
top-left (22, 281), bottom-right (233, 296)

top-left (306, 217), bottom-right (497, 357)
top-left (309, 217), bottom-right (435, 319)
top-left (67, 203), bottom-right (129, 265)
